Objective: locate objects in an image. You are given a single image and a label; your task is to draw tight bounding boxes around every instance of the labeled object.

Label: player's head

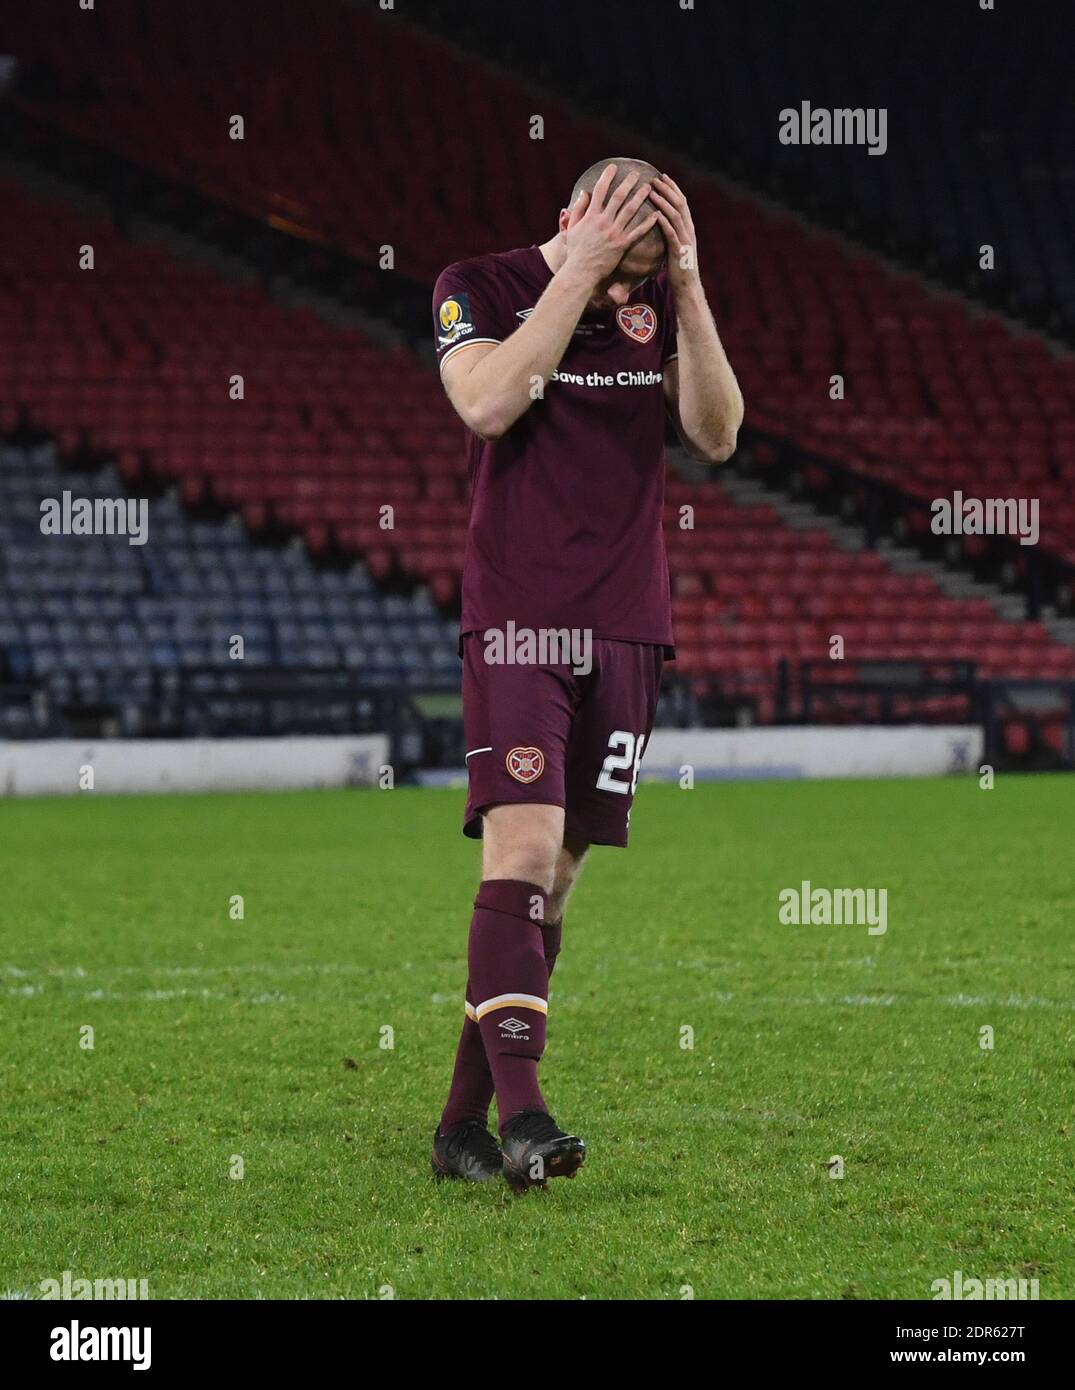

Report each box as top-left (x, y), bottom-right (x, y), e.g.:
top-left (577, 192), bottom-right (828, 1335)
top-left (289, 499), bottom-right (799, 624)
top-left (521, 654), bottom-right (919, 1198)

top-left (561, 157), bottom-right (666, 311)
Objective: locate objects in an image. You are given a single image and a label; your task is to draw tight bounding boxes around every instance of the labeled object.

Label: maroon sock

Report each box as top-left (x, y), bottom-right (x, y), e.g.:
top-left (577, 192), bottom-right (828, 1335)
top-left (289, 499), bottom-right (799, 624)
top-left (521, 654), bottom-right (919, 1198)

top-left (438, 974), bottom-right (496, 1133)
top-left (468, 879), bottom-right (549, 1133)
top-left (439, 916), bottom-right (564, 1135)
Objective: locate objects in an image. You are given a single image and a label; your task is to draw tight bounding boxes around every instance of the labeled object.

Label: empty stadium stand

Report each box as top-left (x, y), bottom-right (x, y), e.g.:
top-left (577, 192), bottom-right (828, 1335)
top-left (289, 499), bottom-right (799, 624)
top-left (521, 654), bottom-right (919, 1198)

top-left (2, 177), bottom-right (1072, 743)
top-left (410, 0), bottom-right (1075, 337)
top-left (1, 2), bottom-right (1073, 761)
top-left (0, 440), bottom-right (460, 740)
top-left (6, 0), bottom-right (1073, 586)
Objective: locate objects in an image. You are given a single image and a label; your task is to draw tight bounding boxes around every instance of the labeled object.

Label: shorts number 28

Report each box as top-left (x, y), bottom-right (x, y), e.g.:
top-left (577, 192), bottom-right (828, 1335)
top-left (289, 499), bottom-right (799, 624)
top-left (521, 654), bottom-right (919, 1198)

top-left (596, 730), bottom-right (646, 796)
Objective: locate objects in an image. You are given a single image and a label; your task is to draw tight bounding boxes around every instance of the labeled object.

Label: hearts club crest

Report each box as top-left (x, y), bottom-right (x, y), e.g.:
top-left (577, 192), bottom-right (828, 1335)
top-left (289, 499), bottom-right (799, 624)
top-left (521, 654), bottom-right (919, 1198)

top-left (506, 746), bottom-right (545, 784)
top-left (615, 303), bottom-right (657, 344)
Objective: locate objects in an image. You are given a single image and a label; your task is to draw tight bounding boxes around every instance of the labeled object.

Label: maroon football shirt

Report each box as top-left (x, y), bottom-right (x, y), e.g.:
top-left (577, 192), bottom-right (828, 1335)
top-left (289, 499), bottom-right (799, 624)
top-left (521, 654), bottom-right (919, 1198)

top-left (432, 245), bottom-right (677, 650)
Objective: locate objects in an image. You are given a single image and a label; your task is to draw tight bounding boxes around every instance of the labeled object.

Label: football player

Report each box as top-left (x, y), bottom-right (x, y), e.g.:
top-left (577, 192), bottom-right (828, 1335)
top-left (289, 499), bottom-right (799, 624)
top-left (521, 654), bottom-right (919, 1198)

top-left (430, 160), bottom-right (743, 1189)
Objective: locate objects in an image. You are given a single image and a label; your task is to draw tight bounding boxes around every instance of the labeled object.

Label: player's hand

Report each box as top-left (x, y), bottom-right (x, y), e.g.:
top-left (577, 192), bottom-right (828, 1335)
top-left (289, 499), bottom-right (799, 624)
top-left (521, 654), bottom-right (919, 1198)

top-left (651, 174), bottom-right (701, 293)
top-left (561, 163), bottom-right (659, 289)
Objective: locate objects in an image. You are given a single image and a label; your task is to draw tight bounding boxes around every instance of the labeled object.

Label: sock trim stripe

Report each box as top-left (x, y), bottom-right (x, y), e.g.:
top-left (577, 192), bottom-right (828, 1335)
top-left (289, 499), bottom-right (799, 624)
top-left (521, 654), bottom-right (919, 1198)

top-left (465, 994), bottom-right (547, 1019)
top-left (473, 992), bottom-right (548, 1021)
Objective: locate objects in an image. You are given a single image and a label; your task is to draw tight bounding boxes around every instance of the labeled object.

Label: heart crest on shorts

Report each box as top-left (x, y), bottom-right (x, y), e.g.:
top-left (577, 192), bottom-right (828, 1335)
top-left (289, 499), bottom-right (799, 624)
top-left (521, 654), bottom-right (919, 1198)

top-left (506, 746), bottom-right (545, 783)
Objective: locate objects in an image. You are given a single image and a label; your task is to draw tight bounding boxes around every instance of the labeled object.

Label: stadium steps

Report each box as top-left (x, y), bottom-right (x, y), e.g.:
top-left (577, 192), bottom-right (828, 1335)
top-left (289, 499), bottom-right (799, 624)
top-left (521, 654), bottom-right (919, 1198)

top-left (0, 128), bottom-right (411, 356)
top-left (719, 466), bottom-right (1037, 629)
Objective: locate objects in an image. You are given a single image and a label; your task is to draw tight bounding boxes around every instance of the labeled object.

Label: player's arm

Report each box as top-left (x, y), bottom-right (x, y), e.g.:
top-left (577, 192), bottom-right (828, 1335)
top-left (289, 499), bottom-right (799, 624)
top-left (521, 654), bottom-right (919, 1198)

top-left (441, 166), bottom-right (658, 441)
top-left (652, 174), bottom-right (743, 465)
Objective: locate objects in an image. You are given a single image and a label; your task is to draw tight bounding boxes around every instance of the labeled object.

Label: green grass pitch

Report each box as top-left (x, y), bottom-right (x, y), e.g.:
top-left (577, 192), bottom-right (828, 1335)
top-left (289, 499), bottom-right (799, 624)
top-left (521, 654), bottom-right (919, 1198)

top-left (1, 774), bottom-right (1072, 1300)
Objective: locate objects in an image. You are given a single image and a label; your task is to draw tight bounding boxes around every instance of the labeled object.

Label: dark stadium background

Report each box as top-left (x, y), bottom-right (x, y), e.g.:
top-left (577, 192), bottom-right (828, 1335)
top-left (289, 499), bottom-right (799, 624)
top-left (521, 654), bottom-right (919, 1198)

top-left (1, 0), bottom-right (1073, 771)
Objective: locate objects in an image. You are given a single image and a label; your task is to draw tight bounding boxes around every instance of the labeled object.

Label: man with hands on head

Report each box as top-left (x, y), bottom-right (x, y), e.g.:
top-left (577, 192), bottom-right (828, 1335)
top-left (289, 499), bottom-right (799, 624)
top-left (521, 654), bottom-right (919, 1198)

top-left (430, 160), bottom-right (743, 1192)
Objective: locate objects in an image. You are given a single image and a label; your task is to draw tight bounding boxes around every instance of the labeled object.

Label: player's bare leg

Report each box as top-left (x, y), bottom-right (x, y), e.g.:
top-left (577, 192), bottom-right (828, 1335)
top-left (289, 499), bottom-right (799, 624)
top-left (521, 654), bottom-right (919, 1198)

top-left (546, 834), bottom-right (589, 929)
top-left (537, 832), bottom-right (588, 986)
top-left (481, 802), bottom-right (564, 890)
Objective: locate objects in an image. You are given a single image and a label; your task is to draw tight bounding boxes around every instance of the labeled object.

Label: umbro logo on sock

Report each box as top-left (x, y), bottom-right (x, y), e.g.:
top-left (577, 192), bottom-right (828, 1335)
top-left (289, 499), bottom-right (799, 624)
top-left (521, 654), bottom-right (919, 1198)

top-left (499, 1018), bottom-right (529, 1034)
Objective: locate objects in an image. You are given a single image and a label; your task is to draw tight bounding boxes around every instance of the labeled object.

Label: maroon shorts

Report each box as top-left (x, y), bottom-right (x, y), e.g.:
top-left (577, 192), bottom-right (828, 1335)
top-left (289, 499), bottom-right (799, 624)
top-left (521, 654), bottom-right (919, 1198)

top-left (461, 633), bottom-right (664, 848)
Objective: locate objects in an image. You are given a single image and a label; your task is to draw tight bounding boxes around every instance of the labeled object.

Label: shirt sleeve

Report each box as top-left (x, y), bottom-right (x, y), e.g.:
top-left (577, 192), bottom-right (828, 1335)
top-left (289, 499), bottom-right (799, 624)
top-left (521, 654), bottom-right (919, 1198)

top-left (432, 263), bottom-right (505, 372)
